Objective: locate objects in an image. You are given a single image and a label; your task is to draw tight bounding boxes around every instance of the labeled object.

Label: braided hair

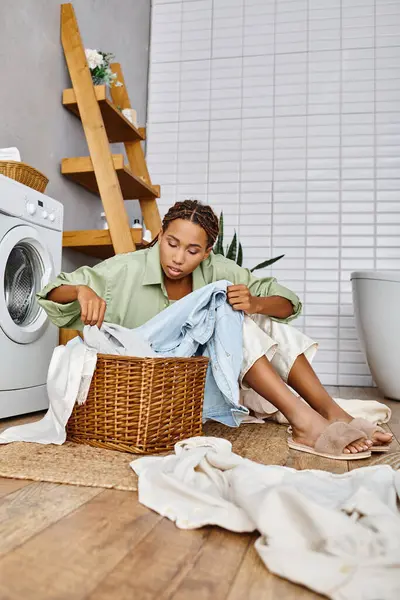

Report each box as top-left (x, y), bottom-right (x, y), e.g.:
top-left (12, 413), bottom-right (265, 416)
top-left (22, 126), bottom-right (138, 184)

top-left (149, 200), bottom-right (219, 249)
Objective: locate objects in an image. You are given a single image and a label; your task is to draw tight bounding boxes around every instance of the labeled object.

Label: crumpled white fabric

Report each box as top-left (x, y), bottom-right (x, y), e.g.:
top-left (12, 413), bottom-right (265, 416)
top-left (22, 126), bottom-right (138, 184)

top-left (0, 324), bottom-right (155, 445)
top-left (83, 323), bottom-right (156, 358)
top-left (269, 397), bottom-right (391, 427)
top-left (0, 340), bottom-right (97, 444)
top-left (131, 437), bottom-right (400, 600)
top-left (333, 398), bottom-right (391, 425)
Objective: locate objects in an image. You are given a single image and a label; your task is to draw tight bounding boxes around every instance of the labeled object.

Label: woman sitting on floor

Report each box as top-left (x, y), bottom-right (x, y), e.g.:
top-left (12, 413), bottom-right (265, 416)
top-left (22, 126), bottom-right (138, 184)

top-left (38, 200), bottom-right (392, 459)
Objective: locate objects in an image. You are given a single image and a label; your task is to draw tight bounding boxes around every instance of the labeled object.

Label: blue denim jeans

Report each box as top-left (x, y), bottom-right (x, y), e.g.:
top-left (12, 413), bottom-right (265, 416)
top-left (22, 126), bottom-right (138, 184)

top-left (137, 280), bottom-right (249, 426)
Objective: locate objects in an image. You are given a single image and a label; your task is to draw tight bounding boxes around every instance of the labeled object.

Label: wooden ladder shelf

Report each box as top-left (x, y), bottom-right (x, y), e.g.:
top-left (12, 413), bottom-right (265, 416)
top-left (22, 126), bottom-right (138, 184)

top-left (60, 2), bottom-right (161, 259)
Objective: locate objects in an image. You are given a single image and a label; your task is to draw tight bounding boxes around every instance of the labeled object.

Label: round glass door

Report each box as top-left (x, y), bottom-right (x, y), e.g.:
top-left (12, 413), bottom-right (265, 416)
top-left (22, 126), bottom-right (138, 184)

top-left (0, 225), bottom-right (54, 344)
top-left (4, 243), bottom-right (44, 326)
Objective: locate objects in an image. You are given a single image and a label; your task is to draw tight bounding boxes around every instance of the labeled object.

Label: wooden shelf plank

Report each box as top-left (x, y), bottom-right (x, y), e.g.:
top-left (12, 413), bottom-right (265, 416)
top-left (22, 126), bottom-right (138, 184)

top-left (63, 228), bottom-right (148, 259)
top-left (63, 86), bottom-right (145, 144)
top-left (61, 155), bottom-right (159, 200)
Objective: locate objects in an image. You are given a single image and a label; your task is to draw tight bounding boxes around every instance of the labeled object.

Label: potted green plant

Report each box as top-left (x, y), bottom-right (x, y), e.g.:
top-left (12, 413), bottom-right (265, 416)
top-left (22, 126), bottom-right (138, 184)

top-left (85, 48), bottom-right (123, 88)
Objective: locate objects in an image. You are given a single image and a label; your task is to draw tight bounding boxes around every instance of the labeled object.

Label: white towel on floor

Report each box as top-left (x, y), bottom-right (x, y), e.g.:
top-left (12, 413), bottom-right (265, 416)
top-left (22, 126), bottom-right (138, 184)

top-left (131, 437), bottom-right (400, 600)
top-left (334, 398), bottom-right (391, 424)
top-left (269, 397), bottom-right (391, 426)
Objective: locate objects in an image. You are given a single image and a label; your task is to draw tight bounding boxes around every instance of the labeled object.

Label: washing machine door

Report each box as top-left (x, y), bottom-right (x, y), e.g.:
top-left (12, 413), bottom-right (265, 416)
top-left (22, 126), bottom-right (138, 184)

top-left (0, 225), bottom-right (54, 344)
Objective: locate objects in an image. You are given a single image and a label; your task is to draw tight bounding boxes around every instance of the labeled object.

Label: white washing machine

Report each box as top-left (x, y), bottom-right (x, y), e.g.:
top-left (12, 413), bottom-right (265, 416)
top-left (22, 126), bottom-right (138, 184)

top-left (0, 174), bottom-right (63, 418)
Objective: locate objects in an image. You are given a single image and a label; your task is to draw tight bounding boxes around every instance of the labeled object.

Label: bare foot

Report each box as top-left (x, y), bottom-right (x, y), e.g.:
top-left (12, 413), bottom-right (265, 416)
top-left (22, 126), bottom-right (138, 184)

top-left (324, 406), bottom-right (393, 448)
top-left (291, 412), bottom-right (371, 455)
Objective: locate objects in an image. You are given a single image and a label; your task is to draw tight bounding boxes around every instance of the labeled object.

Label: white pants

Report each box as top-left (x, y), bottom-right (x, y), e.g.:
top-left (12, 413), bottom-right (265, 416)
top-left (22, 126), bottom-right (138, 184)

top-left (239, 315), bottom-right (318, 420)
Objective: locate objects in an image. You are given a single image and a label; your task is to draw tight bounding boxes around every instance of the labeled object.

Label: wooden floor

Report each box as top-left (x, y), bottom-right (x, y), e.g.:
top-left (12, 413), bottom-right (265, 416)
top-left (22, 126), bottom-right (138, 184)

top-left (0, 387), bottom-right (399, 600)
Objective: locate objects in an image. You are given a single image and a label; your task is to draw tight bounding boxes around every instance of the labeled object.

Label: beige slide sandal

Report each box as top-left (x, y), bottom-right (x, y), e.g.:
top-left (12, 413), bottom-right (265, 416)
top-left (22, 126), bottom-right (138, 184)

top-left (287, 421), bottom-right (372, 461)
top-left (350, 418), bottom-right (392, 453)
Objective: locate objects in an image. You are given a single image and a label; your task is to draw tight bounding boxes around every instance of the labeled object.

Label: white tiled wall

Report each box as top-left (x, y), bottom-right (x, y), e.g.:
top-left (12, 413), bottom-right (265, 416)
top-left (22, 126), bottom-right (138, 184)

top-left (147, 0), bottom-right (400, 386)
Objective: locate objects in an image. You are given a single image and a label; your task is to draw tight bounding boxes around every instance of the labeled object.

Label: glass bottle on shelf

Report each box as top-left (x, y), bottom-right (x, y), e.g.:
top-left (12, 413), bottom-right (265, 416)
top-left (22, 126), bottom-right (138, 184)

top-left (132, 218), bottom-right (142, 230)
top-left (98, 212), bottom-right (108, 230)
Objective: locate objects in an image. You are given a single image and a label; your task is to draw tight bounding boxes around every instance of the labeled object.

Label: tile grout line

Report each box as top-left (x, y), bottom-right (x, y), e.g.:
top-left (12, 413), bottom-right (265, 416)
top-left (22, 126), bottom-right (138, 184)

top-left (373, 0), bottom-right (378, 273)
top-left (337, 0), bottom-right (343, 387)
top-left (271, 0), bottom-right (277, 277)
top-left (304, 0), bottom-right (309, 332)
top-left (177, 0), bottom-right (183, 200)
top-left (238, 0), bottom-right (245, 244)
top-left (206, 0), bottom-right (214, 206)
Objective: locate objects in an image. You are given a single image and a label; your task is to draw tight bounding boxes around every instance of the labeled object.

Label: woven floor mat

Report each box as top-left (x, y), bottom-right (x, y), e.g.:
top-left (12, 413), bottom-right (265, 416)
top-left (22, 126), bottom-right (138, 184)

top-left (0, 419), bottom-right (288, 491)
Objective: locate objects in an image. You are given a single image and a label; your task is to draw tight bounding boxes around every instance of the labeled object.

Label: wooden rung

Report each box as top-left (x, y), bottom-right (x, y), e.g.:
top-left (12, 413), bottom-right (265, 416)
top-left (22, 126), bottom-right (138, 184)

top-left (63, 86), bottom-right (145, 144)
top-left (63, 228), bottom-right (147, 259)
top-left (61, 155), bottom-right (160, 200)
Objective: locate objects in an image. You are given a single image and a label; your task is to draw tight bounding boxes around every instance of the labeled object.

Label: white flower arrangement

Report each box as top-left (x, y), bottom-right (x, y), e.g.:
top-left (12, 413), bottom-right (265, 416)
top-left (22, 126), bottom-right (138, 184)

top-left (85, 48), bottom-right (123, 88)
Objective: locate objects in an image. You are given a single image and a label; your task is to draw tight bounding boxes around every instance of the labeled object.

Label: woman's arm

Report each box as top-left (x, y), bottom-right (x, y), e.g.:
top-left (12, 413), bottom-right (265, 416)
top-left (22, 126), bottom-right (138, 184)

top-left (47, 284), bottom-right (107, 328)
top-left (47, 285), bottom-right (79, 304)
top-left (227, 285), bottom-right (294, 319)
top-left (211, 254), bottom-right (301, 322)
top-left (210, 254), bottom-right (302, 322)
top-left (37, 260), bottom-right (109, 329)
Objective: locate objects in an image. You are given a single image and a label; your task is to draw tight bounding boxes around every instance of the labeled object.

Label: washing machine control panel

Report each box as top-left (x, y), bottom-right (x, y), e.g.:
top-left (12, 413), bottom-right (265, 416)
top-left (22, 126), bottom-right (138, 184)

top-left (23, 195), bottom-right (63, 230)
top-left (0, 174), bottom-right (64, 232)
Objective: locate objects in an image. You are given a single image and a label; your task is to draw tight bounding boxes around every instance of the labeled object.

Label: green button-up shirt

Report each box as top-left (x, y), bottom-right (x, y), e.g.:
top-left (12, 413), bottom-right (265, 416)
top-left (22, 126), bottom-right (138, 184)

top-left (37, 243), bottom-right (302, 330)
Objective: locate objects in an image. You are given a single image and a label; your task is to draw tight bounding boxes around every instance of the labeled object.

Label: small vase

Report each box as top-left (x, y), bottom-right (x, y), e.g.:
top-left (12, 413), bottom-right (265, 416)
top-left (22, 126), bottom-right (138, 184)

top-left (122, 108), bottom-right (138, 127)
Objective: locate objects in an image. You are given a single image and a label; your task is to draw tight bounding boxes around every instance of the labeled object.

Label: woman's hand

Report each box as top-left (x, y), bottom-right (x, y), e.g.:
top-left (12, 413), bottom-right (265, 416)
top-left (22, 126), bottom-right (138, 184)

top-left (227, 285), bottom-right (259, 314)
top-left (76, 285), bottom-right (107, 328)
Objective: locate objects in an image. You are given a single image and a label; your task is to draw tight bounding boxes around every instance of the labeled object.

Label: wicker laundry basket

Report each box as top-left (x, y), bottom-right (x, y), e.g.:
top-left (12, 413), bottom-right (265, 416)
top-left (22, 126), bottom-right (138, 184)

top-left (66, 354), bottom-right (209, 454)
top-left (0, 161), bottom-right (49, 193)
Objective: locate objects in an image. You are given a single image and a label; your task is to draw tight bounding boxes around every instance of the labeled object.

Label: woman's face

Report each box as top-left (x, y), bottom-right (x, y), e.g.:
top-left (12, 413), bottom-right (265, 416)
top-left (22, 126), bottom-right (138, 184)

top-left (159, 218), bottom-right (212, 281)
